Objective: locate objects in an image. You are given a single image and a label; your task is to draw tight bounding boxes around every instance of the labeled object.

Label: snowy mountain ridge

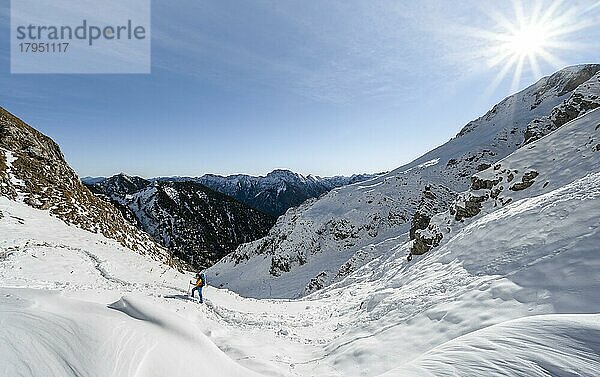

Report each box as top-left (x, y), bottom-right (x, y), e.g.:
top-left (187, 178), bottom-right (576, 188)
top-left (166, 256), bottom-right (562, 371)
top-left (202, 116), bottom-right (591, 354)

top-left (291, 104), bottom-right (600, 376)
top-left (412, 106), bottom-right (600, 257)
top-left (0, 107), bottom-right (176, 266)
top-left (208, 64), bottom-right (600, 299)
top-left (524, 68), bottom-right (600, 144)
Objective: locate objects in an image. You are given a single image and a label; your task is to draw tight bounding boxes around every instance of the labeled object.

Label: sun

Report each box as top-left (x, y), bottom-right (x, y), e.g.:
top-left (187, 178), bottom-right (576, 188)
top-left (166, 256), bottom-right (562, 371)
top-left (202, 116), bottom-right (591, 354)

top-left (504, 23), bottom-right (550, 58)
top-left (471, 0), bottom-right (597, 92)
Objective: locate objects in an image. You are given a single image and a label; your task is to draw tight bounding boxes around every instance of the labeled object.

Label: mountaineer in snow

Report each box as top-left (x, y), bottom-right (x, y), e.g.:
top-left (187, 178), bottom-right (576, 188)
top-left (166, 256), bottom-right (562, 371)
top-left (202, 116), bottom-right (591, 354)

top-left (190, 272), bottom-right (205, 303)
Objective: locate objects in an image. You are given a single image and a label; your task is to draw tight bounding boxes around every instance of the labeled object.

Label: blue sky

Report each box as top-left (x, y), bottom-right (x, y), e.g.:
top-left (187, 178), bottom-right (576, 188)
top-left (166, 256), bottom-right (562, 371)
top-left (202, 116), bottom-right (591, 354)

top-left (1, 0), bottom-right (599, 177)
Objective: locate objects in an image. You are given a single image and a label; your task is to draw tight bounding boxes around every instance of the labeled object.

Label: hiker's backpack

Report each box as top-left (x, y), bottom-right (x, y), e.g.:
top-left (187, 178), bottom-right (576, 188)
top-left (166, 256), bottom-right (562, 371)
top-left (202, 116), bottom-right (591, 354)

top-left (199, 273), bottom-right (206, 287)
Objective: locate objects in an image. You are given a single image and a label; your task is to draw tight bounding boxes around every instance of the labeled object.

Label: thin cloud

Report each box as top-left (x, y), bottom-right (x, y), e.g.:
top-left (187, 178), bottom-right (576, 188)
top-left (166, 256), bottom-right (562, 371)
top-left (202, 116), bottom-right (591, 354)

top-left (150, 1), bottom-right (454, 104)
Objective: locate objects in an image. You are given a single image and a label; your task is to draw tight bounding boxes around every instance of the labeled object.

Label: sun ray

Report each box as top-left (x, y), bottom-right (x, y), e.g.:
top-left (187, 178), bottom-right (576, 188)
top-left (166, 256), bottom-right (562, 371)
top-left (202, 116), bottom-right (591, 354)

top-left (544, 40), bottom-right (590, 52)
top-left (512, 0), bottom-right (526, 29)
top-left (484, 56), bottom-right (519, 98)
top-left (527, 53), bottom-right (542, 80)
top-left (535, 49), bottom-right (567, 70)
top-left (510, 55), bottom-right (526, 93)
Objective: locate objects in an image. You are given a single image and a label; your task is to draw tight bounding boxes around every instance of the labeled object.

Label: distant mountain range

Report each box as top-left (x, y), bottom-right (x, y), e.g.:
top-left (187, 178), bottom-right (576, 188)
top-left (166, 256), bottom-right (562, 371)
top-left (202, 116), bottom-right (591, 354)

top-left (83, 170), bottom-right (381, 217)
top-left (82, 170), bottom-right (380, 268)
top-left (153, 170), bottom-right (381, 216)
top-left (85, 174), bottom-right (276, 268)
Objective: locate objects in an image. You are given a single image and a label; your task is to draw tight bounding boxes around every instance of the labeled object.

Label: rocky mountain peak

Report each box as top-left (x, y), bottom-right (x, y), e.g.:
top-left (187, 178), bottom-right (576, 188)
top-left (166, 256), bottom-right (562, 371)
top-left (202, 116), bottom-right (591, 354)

top-left (265, 169), bottom-right (305, 182)
top-left (93, 173), bottom-right (150, 197)
top-left (454, 64), bottom-right (600, 140)
top-left (0, 107), bottom-right (178, 266)
top-left (547, 63), bottom-right (600, 96)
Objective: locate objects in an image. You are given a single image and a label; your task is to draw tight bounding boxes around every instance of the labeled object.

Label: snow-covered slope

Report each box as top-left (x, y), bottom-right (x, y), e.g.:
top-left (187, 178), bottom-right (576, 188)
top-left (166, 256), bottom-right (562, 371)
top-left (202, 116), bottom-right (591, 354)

top-left (208, 64), bottom-right (600, 299)
top-left (301, 107), bottom-right (600, 375)
top-left (413, 106), bottom-right (600, 257)
top-left (1, 108), bottom-right (599, 376)
top-left (0, 198), bottom-right (264, 377)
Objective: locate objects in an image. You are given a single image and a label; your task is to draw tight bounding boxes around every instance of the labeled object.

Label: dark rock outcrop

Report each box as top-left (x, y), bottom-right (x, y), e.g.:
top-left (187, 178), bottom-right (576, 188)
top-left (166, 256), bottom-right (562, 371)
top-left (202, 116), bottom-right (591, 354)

top-left (411, 224), bottom-right (443, 255)
top-left (409, 185), bottom-right (456, 240)
top-left (510, 170), bottom-right (539, 191)
top-left (524, 69), bottom-right (600, 144)
top-left (452, 191), bottom-right (489, 221)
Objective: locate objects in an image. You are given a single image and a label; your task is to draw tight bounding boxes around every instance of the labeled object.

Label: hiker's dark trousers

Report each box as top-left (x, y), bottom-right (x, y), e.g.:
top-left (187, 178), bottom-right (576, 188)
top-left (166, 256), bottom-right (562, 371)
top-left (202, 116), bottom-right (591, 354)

top-left (191, 286), bottom-right (203, 302)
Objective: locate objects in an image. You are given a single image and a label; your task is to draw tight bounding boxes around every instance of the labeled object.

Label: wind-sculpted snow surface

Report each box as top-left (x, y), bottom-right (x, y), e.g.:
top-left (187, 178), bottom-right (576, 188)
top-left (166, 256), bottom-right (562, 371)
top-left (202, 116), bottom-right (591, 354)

top-left (0, 289), bottom-right (262, 377)
top-left (386, 314), bottom-right (600, 377)
top-left (209, 64), bottom-right (600, 299)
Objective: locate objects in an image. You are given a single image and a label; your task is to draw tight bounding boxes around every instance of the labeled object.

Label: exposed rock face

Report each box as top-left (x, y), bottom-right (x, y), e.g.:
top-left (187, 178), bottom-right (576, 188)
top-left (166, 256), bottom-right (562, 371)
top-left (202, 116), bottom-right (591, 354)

top-left (510, 170), bottom-right (539, 191)
top-left (270, 253), bottom-right (307, 277)
top-left (411, 224), bottom-right (443, 255)
top-left (0, 107), bottom-right (176, 265)
top-left (551, 64), bottom-right (600, 96)
top-left (451, 191), bottom-right (489, 221)
top-left (410, 211), bottom-right (431, 240)
top-left (87, 175), bottom-right (276, 268)
top-left (305, 271), bottom-right (327, 293)
top-left (471, 175), bottom-right (501, 191)
top-left (524, 69), bottom-right (600, 144)
top-left (409, 185), bottom-right (456, 240)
